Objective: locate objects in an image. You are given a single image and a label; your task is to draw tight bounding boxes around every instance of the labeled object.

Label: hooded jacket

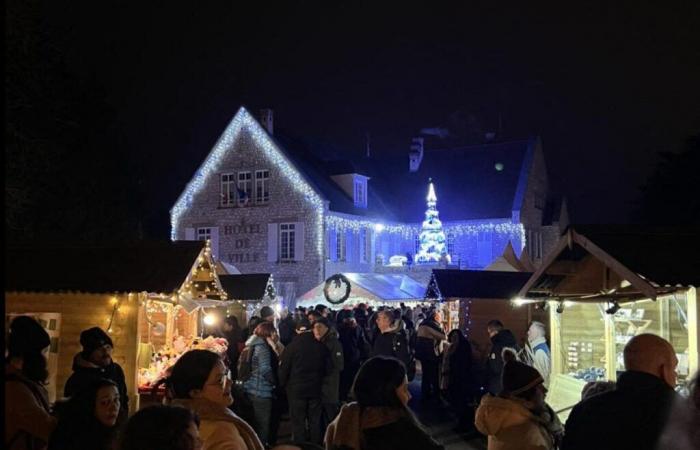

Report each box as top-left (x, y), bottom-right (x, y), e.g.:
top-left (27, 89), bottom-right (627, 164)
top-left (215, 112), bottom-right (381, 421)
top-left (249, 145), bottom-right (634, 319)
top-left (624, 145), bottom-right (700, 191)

top-left (475, 394), bottom-right (557, 450)
top-left (64, 353), bottom-right (129, 422)
top-left (171, 397), bottom-right (264, 450)
top-left (485, 330), bottom-right (518, 394)
top-left (5, 364), bottom-right (57, 450)
top-left (242, 335), bottom-right (277, 399)
top-left (414, 319), bottom-right (446, 362)
top-left (325, 402), bottom-right (444, 450)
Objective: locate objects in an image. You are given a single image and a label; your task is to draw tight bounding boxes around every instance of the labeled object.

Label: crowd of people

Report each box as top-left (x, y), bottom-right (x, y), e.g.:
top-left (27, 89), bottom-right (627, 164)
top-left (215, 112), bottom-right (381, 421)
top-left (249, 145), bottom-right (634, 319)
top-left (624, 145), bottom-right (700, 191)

top-left (5, 303), bottom-right (700, 450)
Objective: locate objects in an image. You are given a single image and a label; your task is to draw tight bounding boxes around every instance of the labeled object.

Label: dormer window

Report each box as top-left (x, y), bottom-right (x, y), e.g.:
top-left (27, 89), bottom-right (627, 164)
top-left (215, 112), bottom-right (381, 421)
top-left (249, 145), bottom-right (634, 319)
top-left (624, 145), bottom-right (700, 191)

top-left (354, 178), bottom-right (367, 207)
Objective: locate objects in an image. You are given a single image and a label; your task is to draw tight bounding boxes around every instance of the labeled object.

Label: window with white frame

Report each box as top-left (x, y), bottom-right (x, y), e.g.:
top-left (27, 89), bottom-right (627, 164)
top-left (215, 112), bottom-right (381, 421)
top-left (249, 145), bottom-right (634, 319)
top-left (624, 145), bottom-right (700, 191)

top-left (255, 170), bottom-right (270, 204)
top-left (447, 233), bottom-right (455, 257)
top-left (237, 171), bottom-right (252, 206)
top-left (279, 223), bottom-right (296, 261)
top-left (220, 173), bottom-right (236, 206)
top-left (354, 179), bottom-right (366, 207)
top-left (197, 227), bottom-right (212, 241)
top-left (337, 232), bottom-right (346, 261)
top-left (359, 229), bottom-right (368, 262)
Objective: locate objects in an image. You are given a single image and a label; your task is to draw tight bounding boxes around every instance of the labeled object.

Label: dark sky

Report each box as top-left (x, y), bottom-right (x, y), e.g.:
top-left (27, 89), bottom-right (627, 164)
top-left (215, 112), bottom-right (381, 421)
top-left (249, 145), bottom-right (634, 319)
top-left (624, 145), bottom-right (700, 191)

top-left (15, 2), bottom-right (700, 238)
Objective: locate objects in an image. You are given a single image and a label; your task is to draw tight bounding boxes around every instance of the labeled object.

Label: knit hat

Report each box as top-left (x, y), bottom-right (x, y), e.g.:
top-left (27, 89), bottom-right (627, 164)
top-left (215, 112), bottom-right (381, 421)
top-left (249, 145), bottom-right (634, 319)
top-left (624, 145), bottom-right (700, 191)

top-left (259, 306), bottom-right (274, 319)
top-left (501, 347), bottom-right (543, 396)
top-left (314, 317), bottom-right (331, 329)
top-left (80, 327), bottom-right (113, 356)
top-left (8, 316), bottom-right (51, 356)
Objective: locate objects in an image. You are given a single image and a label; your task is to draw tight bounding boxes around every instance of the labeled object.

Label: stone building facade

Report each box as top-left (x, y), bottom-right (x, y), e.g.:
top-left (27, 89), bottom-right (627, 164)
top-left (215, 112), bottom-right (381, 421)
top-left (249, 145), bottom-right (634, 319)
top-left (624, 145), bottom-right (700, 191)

top-left (171, 107), bottom-right (567, 303)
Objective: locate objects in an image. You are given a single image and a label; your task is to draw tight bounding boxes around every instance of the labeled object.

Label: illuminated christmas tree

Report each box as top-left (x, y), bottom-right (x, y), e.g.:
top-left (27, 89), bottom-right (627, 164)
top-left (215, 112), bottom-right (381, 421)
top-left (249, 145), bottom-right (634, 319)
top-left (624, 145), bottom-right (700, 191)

top-left (415, 179), bottom-right (447, 263)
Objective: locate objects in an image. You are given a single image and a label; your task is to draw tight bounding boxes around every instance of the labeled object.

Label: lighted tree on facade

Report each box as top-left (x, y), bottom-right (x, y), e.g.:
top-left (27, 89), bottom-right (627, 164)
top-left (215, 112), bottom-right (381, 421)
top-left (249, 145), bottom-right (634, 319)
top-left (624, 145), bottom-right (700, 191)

top-left (416, 179), bottom-right (448, 263)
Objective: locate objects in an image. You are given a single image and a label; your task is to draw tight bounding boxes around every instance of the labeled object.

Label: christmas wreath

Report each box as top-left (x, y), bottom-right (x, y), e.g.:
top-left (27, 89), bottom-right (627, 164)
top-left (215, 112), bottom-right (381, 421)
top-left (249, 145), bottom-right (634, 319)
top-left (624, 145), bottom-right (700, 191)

top-left (323, 274), bottom-right (352, 305)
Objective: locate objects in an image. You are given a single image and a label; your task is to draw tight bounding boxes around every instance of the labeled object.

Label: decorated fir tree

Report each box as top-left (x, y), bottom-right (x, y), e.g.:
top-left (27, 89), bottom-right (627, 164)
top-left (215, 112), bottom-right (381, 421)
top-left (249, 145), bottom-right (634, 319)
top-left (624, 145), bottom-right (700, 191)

top-left (415, 179), bottom-right (447, 263)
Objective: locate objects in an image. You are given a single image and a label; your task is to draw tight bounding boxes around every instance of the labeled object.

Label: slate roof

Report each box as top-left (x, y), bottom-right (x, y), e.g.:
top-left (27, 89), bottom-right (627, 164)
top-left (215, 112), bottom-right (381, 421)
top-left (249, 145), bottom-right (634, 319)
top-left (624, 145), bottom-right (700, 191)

top-left (5, 241), bottom-right (205, 294)
top-left (428, 269), bottom-right (533, 299)
top-left (218, 273), bottom-right (271, 300)
top-left (571, 225), bottom-right (700, 287)
top-left (273, 132), bottom-right (536, 223)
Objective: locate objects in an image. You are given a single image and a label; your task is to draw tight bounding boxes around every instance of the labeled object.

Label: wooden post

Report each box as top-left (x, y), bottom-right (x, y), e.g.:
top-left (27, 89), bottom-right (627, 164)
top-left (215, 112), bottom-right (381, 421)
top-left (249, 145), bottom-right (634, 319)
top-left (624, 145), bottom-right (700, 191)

top-left (688, 287), bottom-right (698, 377)
top-left (604, 312), bottom-right (617, 381)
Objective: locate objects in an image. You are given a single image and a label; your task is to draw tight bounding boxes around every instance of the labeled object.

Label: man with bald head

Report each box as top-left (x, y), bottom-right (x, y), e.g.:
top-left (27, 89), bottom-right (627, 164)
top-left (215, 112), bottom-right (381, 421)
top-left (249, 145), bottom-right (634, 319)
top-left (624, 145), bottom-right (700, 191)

top-left (561, 333), bottom-right (679, 450)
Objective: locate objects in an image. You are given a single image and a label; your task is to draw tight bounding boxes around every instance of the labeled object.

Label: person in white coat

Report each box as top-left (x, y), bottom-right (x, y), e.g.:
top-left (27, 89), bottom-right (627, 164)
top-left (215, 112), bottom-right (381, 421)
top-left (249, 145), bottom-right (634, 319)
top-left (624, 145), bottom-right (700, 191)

top-left (521, 321), bottom-right (551, 387)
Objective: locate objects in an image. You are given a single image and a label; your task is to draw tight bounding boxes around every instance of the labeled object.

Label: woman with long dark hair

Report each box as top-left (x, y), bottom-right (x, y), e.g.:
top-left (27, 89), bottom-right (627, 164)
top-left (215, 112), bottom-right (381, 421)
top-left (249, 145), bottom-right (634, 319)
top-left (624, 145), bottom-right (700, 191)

top-left (120, 405), bottom-right (202, 450)
top-left (166, 350), bottom-right (264, 450)
top-left (5, 316), bottom-right (57, 450)
top-left (49, 378), bottom-right (121, 450)
top-left (325, 356), bottom-right (443, 450)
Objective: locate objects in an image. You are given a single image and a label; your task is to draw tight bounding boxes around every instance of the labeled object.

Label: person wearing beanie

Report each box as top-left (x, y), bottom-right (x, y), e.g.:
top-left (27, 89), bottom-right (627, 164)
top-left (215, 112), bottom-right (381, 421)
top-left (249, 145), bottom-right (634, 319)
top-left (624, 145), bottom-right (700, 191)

top-left (312, 317), bottom-right (344, 431)
top-left (64, 327), bottom-right (129, 424)
top-left (5, 315), bottom-right (58, 450)
top-left (259, 306), bottom-right (275, 323)
top-left (475, 348), bottom-right (562, 450)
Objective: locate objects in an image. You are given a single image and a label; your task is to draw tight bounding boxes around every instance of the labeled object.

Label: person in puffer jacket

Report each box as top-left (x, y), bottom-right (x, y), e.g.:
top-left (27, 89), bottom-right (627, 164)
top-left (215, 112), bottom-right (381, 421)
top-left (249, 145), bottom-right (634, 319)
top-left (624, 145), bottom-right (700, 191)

top-left (475, 348), bottom-right (562, 450)
top-left (242, 322), bottom-right (280, 447)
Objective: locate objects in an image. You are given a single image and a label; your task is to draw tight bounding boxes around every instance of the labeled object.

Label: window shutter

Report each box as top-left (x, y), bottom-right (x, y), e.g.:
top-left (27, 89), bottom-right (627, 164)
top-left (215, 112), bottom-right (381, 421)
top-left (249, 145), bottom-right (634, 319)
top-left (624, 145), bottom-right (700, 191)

top-left (293, 222), bottom-right (305, 261)
top-left (346, 231), bottom-right (354, 262)
top-left (267, 223), bottom-right (278, 262)
top-left (185, 228), bottom-right (195, 240)
top-left (329, 230), bottom-right (337, 262)
top-left (210, 227), bottom-right (220, 261)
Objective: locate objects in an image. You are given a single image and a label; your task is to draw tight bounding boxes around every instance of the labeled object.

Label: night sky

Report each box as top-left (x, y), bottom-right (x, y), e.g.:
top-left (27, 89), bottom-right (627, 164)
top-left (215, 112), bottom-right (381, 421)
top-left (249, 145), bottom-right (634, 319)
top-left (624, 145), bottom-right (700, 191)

top-left (8, 2), bottom-right (700, 240)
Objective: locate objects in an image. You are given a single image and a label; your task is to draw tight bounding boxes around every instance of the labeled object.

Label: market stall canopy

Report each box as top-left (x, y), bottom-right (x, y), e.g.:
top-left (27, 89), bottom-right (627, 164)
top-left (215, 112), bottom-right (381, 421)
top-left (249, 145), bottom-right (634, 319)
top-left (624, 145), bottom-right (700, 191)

top-left (5, 241), bottom-right (210, 294)
top-left (426, 269), bottom-right (533, 301)
top-left (518, 225), bottom-right (700, 303)
top-left (219, 273), bottom-right (273, 301)
top-left (297, 273), bottom-right (428, 308)
top-left (216, 261), bottom-right (241, 275)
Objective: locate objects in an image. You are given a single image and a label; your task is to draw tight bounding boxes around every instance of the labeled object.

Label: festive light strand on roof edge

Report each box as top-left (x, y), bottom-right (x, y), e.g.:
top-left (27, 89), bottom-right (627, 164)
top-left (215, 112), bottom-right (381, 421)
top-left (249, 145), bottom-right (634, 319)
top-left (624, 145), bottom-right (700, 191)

top-left (325, 215), bottom-right (526, 246)
top-left (170, 107), bottom-right (325, 257)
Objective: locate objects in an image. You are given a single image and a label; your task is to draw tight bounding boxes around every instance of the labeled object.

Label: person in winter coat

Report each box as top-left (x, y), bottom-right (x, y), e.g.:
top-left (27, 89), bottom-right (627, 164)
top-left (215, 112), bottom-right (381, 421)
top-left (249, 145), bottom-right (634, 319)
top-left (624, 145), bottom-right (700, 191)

top-left (484, 320), bottom-right (518, 395)
top-left (222, 316), bottom-right (244, 379)
top-left (119, 404), bottom-right (203, 450)
top-left (49, 378), bottom-right (121, 450)
top-left (338, 315), bottom-right (370, 401)
top-left (519, 321), bottom-right (551, 388)
top-left (313, 318), bottom-right (344, 428)
top-left (415, 310), bottom-right (447, 401)
top-left (278, 310), bottom-right (296, 347)
top-left (561, 333), bottom-right (679, 450)
top-left (475, 348), bottom-right (562, 450)
top-left (441, 329), bottom-right (477, 432)
top-left (325, 356), bottom-right (444, 450)
top-left (167, 350), bottom-right (264, 450)
top-left (64, 327), bottom-right (129, 424)
top-left (5, 316), bottom-right (57, 450)
top-left (241, 322), bottom-right (281, 447)
top-left (278, 322), bottom-right (332, 445)
top-left (371, 310), bottom-right (412, 373)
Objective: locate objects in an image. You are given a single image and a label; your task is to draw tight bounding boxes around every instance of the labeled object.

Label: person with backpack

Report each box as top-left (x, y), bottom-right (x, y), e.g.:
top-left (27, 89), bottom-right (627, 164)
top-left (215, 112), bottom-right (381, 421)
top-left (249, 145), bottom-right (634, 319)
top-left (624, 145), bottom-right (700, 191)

top-left (5, 316), bottom-right (57, 450)
top-left (484, 320), bottom-right (518, 395)
top-left (371, 310), bottom-right (415, 382)
top-left (239, 322), bottom-right (281, 447)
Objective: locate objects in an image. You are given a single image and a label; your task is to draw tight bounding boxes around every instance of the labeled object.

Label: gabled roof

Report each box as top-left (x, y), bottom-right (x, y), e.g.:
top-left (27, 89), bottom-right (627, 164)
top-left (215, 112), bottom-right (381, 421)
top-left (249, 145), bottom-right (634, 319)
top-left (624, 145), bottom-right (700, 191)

top-left (297, 273), bottom-right (428, 307)
top-left (428, 269), bottom-right (533, 300)
top-left (5, 241), bottom-right (205, 294)
top-left (219, 274), bottom-right (271, 300)
top-left (354, 138), bottom-right (537, 222)
top-left (518, 225), bottom-right (700, 301)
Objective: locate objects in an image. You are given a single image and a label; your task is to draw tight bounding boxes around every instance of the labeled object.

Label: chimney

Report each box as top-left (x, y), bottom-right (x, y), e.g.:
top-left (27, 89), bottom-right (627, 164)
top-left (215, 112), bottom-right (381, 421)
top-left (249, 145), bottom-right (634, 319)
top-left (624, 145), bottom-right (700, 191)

top-left (259, 109), bottom-right (273, 135)
top-left (409, 137), bottom-right (424, 172)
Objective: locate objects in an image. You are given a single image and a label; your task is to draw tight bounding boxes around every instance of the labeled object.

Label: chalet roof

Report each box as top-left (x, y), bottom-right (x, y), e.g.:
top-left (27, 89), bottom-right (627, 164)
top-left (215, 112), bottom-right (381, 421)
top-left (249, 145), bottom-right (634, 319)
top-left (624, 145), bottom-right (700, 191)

top-left (428, 269), bottom-right (533, 299)
top-left (5, 241), bottom-right (205, 294)
top-left (518, 225), bottom-right (700, 302)
top-left (297, 273), bottom-right (428, 307)
top-left (567, 225), bottom-right (700, 287)
top-left (218, 273), bottom-right (271, 300)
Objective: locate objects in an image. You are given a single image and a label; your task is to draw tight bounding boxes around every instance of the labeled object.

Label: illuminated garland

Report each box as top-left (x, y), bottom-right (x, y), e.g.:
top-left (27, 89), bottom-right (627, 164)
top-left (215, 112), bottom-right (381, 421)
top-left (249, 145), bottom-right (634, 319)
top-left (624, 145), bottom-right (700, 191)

top-left (325, 215), bottom-right (526, 246)
top-left (170, 106), bottom-right (325, 257)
